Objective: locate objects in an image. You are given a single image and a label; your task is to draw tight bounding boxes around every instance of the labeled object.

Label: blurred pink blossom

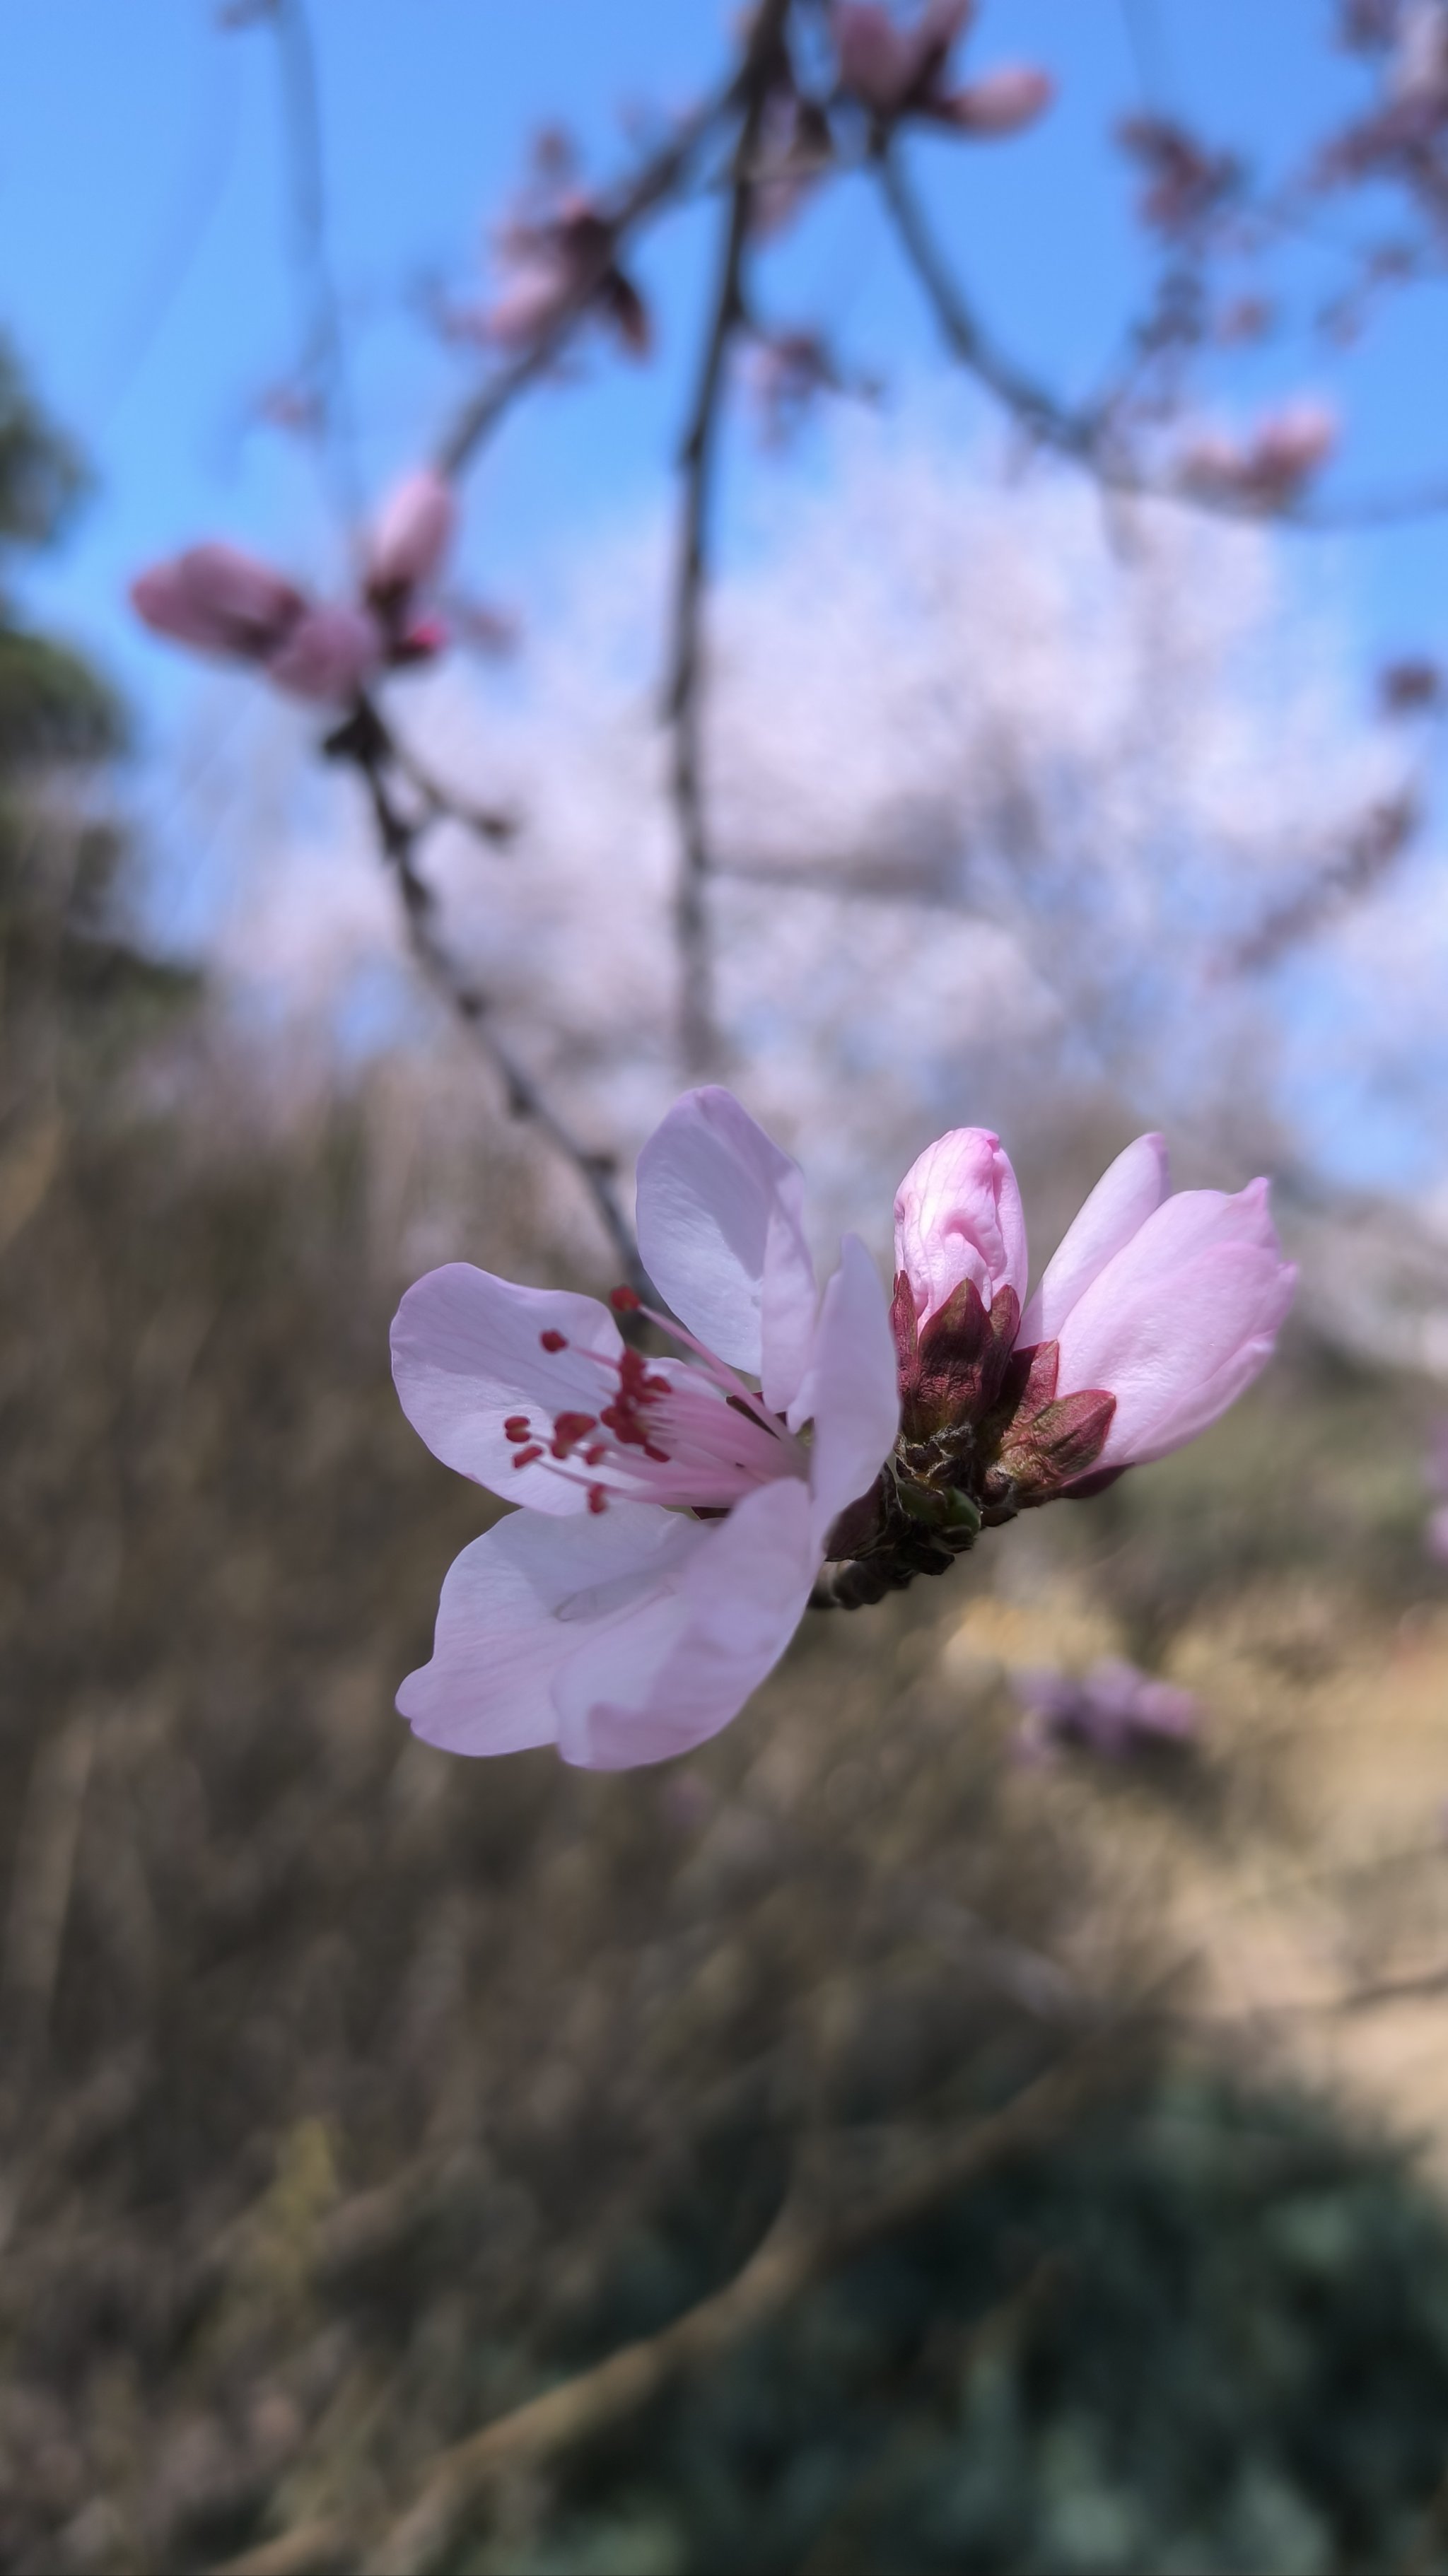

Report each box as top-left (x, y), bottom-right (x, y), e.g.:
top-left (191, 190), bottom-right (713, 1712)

top-left (1178, 404), bottom-right (1338, 510)
top-left (264, 603), bottom-right (387, 706)
top-left (132, 462), bottom-right (458, 703)
top-left (366, 469), bottom-right (456, 600)
top-left (130, 544), bottom-right (304, 662)
top-left (831, 1), bottom-right (1052, 136)
top-left (948, 66), bottom-right (1056, 136)
top-left (390, 1087), bottom-right (899, 1769)
top-left (1116, 114), bottom-right (1241, 235)
top-left (1013, 1659), bottom-right (1201, 1763)
top-left (474, 199), bottom-right (650, 359)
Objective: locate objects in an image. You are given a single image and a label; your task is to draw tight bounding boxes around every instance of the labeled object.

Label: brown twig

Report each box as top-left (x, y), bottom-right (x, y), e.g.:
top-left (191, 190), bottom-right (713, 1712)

top-left (218, 2013), bottom-right (1140, 2576)
top-left (665, 0), bottom-right (793, 1075)
top-left (323, 703), bottom-right (647, 1294)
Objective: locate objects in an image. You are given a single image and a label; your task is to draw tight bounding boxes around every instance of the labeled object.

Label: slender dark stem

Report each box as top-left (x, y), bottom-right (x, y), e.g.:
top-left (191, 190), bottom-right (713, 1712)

top-left (665, 0), bottom-right (793, 1075)
top-left (272, 0), bottom-right (362, 527)
top-left (329, 709), bottom-right (646, 1294)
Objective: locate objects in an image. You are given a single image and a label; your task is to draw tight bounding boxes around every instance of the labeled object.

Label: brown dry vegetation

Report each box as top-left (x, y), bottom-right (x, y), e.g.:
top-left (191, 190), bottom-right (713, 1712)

top-left (6, 992), bottom-right (1448, 2572)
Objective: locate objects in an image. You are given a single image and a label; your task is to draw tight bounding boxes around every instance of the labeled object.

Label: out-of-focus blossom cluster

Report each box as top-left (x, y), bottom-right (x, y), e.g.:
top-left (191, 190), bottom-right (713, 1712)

top-left (131, 470), bottom-right (455, 706)
top-left (1176, 403), bottom-right (1338, 512)
top-left (442, 124), bottom-right (651, 360)
top-left (830, 1), bottom-right (1053, 137)
top-left (1012, 1659), bottom-right (1201, 1764)
top-left (1116, 114), bottom-right (1242, 238)
top-left (1320, 0), bottom-right (1448, 189)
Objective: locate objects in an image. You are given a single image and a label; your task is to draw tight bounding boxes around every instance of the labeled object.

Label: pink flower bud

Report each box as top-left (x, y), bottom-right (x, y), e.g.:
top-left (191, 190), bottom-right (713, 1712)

top-left (947, 64), bottom-right (1054, 135)
top-left (894, 1127), bottom-right (1028, 1325)
top-left (833, 0), bottom-right (974, 115)
top-left (1024, 1140), bottom-right (1297, 1470)
top-left (130, 543), bottom-right (305, 662)
top-left (264, 602), bottom-right (385, 706)
top-left (834, 3), bottom-right (918, 111)
top-left (367, 469), bottom-right (455, 598)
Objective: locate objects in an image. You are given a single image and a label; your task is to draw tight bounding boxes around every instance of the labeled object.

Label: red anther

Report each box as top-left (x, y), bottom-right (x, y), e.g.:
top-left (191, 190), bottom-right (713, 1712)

top-left (587, 1484), bottom-right (608, 1515)
top-left (503, 1415), bottom-right (531, 1441)
top-left (646, 1371), bottom-right (672, 1395)
top-left (539, 1328), bottom-right (568, 1352)
top-left (511, 1442), bottom-right (544, 1468)
top-left (643, 1442), bottom-right (670, 1464)
top-left (585, 1444), bottom-right (607, 1465)
top-left (609, 1284), bottom-right (641, 1311)
top-left (551, 1410), bottom-right (598, 1449)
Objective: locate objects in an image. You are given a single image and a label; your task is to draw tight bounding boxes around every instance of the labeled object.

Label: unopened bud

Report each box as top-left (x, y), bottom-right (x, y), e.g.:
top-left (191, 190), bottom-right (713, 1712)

top-left (367, 469), bottom-right (456, 598)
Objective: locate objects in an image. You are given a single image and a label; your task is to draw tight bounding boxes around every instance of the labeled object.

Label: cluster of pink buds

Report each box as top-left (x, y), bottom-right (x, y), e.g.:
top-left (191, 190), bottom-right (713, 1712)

top-left (819, 1124), bottom-right (1297, 1609)
top-left (830, 1), bottom-right (1053, 139)
top-left (1176, 403), bottom-right (1338, 511)
top-left (392, 1093), bottom-right (1295, 1769)
top-left (130, 467), bottom-right (456, 706)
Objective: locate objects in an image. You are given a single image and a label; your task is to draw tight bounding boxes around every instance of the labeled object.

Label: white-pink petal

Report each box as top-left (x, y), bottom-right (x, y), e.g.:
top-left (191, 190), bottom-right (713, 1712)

top-left (265, 602), bottom-right (385, 703)
top-left (398, 1501), bottom-right (708, 1757)
top-left (391, 1265), bottom-right (624, 1514)
top-left (786, 1234), bottom-right (900, 1552)
top-left (893, 1126), bottom-right (1028, 1323)
top-left (553, 1479), bottom-right (818, 1769)
top-left (636, 1086), bottom-right (817, 1413)
top-left (1020, 1133), bottom-right (1169, 1346)
top-left (1058, 1240), bottom-right (1297, 1468)
top-left (368, 468), bottom-right (456, 595)
top-left (131, 543), bottom-right (304, 659)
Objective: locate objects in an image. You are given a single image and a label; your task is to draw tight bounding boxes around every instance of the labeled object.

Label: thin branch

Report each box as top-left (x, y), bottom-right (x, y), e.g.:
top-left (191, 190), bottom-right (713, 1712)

top-left (324, 706), bottom-right (646, 1295)
top-left (271, 0), bottom-right (362, 528)
top-left (219, 2013), bottom-right (1143, 2576)
top-left (877, 142), bottom-right (1448, 532)
top-left (378, 716), bottom-right (518, 848)
top-left (665, 0), bottom-right (793, 1074)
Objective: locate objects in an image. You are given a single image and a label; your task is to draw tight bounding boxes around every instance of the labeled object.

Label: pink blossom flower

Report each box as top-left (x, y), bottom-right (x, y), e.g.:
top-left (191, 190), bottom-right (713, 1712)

top-left (832, 1), bottom-right (1053, 136)
top-left (263, 602), bottom-right (387, 705)
top-left (392, 1088), bottom-right (899, 1769)
top-left (366, 469), bottom-right (455, 600)
top-left (130, 544), bottom-right (304, 662)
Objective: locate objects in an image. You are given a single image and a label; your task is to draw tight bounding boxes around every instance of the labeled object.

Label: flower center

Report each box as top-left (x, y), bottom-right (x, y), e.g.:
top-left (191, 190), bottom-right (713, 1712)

top-left (503, 1288), bottom-right (805, 1516)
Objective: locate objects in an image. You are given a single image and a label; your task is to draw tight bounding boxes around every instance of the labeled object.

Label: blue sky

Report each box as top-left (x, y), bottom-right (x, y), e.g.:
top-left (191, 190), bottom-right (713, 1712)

top-left (4, 1), bottom-right (1444, 1190)
top-left (4, 0), bottom-right (1447, 702)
